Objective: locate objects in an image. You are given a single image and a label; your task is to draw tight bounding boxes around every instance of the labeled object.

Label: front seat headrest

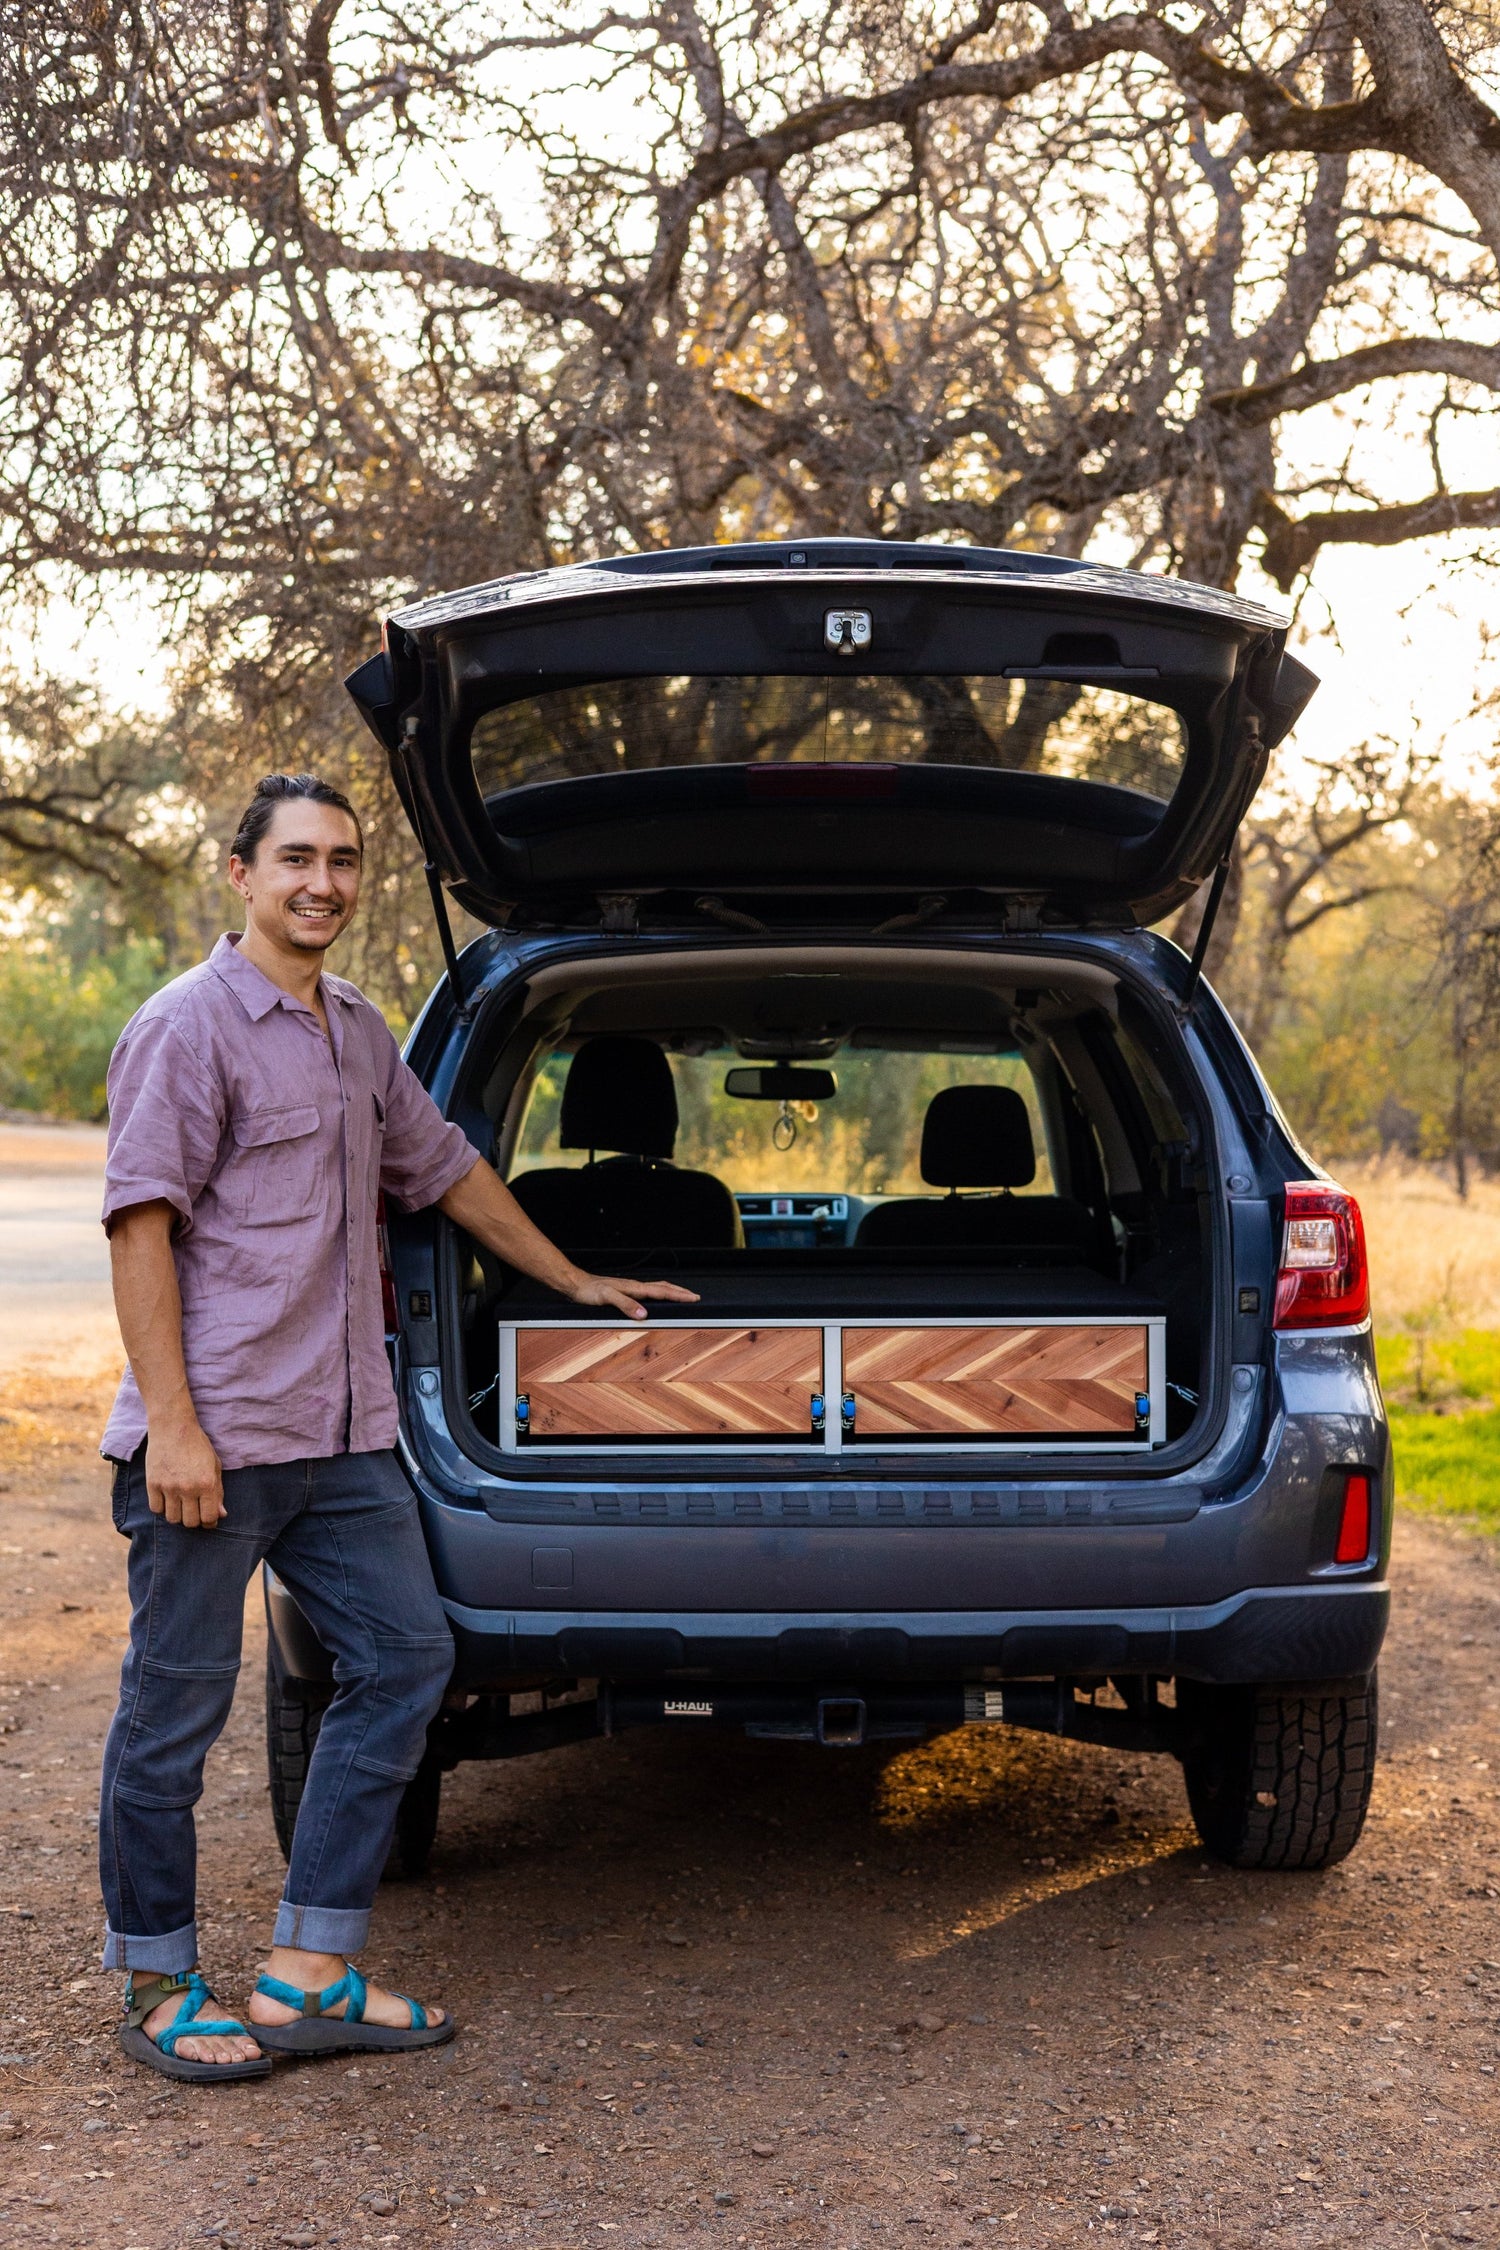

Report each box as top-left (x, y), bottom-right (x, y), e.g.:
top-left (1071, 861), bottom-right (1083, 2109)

top-left (920, 1084), bottom-right (1035, 1189)
top-left (560, 1036), bottom-right (679, 1160)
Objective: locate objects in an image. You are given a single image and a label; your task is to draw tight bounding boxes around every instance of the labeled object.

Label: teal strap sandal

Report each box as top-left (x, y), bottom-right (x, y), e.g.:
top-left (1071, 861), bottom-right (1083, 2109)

top-left (250, 1962), bottom-right (454, 2055)
top-left (119, 1970), bottom-right (271, 2082)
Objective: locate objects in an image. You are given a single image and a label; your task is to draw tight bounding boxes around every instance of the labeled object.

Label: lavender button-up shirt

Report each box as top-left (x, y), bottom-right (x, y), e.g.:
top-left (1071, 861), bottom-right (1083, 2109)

top-left (100, 934), bottom-right (478, 1471)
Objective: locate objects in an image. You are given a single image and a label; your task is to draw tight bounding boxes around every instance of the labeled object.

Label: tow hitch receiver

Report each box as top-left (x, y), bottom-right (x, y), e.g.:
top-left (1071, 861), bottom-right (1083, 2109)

top-left (817, 1697), bottom-right (867, 1747)
top-left (428, 1676), bottom-right (1192, 1767)
top-left (604, 1683), bottom-right (955, 1744)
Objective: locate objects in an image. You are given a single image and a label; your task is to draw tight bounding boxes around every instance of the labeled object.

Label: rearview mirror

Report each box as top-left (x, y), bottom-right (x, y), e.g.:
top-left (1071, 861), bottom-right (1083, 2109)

top-left (724, 1065), bottom-right (838, 1101)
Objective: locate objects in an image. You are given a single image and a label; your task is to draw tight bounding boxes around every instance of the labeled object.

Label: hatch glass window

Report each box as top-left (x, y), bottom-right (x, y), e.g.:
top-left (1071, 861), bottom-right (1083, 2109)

top-left (472, 676), bottom-right (1188, 803)
top-left (512, 1045), bottom-right (1055, 1199)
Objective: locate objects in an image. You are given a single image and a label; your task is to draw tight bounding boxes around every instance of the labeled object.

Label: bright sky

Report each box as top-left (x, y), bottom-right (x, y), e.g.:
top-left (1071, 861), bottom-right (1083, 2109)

top-left (1263, 544), bottom-right (1500, 795)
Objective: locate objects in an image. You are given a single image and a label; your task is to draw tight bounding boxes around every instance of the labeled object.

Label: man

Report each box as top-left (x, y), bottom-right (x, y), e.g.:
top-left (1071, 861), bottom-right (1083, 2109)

top-left (100, 770), bottom-right (696, 2081)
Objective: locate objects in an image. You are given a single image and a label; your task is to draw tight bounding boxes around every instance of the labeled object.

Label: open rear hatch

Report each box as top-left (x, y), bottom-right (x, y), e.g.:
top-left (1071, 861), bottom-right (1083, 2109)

top-left (346, 537), bottom-right (1316, 931)
top-left (349, 542), bottom-right (1310, 1480)
top-left (437, 943), bottom-right (1217, 1477)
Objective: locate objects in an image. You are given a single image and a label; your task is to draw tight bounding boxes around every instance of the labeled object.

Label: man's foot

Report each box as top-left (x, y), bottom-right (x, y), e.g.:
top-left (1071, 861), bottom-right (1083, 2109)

top-left (119, 1972), bottom-right (271, 2081)
top-left (140, 1989), bottom-right (263, 2067)
top-left (247, 1947), bottom-right (447, 2034)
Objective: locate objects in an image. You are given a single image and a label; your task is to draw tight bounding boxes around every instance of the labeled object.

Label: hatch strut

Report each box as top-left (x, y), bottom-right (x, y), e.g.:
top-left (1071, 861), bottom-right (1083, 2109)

top-left (1180, 852), bottom-right (1232, 1017)
top-left (401, 716), bottom-right (469, 1021)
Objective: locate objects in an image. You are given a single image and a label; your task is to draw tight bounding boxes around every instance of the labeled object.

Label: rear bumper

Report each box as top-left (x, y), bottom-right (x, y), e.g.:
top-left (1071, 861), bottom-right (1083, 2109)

top-left (439, 1580), bottom-right (1388, 1688)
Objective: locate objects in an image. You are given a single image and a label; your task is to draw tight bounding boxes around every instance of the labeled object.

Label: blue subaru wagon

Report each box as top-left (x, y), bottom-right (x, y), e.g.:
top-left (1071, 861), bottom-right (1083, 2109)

top-left (263, 538), bottom-right (1387, 1878)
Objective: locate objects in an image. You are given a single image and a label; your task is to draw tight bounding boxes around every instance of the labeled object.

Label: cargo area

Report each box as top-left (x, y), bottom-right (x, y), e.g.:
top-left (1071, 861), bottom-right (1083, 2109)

top-left (445, 946), bottom-right (1212, 1467)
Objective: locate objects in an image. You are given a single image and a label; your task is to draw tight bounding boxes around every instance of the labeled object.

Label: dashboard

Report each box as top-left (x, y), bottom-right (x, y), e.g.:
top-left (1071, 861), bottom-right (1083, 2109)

top-left (734, 1192), bottom-right (870, 1249)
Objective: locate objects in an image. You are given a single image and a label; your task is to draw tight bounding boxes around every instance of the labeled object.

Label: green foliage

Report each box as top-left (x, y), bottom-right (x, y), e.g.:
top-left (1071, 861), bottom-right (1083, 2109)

top-left (0, 935), bottom-right (166, 1119)
top-left (1236, 883), bottom-right (1434, 1159)
top-left (1387, 1406), bottom-right (1500, 1533)
top-left (1225, 787), bottom-right (1500, 1177)
top-left (1376, 1329), bottom-right (1500, 1408)
top-left (1379, 1330), bottom-right (1500, 1533)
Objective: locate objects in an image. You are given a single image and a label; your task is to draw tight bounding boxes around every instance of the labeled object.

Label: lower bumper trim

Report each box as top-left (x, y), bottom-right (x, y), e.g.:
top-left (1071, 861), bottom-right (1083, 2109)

top-left (440, 1581), bottom-right (1388, 1688)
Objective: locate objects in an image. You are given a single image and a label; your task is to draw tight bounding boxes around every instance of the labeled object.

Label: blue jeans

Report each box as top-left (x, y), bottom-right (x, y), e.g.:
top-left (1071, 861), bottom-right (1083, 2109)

top-left (99, 1448), bottom-right (453, 1973)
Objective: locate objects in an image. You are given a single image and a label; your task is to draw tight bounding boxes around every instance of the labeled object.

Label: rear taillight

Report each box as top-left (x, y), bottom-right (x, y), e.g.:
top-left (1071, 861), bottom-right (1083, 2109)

top-left (376, 1192), bottom-right (400, 1334)
top-left (1273, 1182), bottom-right (1370, 1330)
top-left (1334, 1471), bottom-right (1373, 1565)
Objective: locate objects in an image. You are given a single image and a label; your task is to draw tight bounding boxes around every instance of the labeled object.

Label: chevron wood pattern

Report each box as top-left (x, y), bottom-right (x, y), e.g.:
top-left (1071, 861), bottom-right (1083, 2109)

top-left (842, 1323), bottom-right (1147, 1437)
top-left (516, 1325), bottom-right (823, 1438)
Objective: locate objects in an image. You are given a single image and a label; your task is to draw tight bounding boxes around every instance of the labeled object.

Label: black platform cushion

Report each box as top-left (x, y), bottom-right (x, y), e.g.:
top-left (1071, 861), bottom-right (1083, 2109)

top-left (560, 1035), bottom-right (678, 1159)
top-left (920, 1084), bottom-right (1035, 1189)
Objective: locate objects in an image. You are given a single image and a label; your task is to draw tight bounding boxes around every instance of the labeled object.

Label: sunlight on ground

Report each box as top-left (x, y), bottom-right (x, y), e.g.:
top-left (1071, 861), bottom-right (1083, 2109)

top-left (875, 1725), bottom-right (1197, 1956)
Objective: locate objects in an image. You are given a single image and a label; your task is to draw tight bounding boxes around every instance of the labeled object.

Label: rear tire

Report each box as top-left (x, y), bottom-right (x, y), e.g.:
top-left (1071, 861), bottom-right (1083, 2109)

top-left (265, 1636), bottom-right (333, 1861)
top-left (264, 1638), bottom-right (443, 1878)
top-left (1178, 1673), bottom-right (1378, 1870)
top-left (390, 1755), bottom-right (443, 1878)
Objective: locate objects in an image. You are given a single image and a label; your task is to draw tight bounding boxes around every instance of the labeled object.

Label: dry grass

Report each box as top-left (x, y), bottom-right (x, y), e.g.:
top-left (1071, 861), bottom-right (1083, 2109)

top-left (0, 1363), bottom-right (120, 1478)
top-left (1335, 1157), bottom-right (1500, 1330)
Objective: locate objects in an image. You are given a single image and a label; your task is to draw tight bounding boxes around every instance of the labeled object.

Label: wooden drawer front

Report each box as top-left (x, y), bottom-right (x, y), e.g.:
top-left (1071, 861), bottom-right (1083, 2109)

top-left (516, 1325), bottom-right (823, 1439)
top-left (843, 1324), bottom-right (1148, 1438)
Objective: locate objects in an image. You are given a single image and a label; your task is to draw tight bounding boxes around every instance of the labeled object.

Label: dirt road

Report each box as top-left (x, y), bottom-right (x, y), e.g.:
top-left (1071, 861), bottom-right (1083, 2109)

top-left (0, 1121), bottom-right (115, 1381)
top-left (2, 1433), bottom-right (1498, 2250)
top-left (2, 1126), bottom-right (1499, 2249)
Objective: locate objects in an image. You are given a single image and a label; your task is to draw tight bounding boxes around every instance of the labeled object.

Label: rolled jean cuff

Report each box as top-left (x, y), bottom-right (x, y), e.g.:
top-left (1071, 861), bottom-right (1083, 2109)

top-left (273, 1899), bottom-right (371, 1957)
top-left (102, 1918), bottom-right (198, 1974)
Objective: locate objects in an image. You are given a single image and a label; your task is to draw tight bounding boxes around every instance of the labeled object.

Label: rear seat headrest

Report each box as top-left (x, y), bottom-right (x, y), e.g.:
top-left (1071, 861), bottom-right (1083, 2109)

top-left (560, 1036), bottom-right (678, 1159)
top-left (920, 1084), bottom-right (1035, 1189)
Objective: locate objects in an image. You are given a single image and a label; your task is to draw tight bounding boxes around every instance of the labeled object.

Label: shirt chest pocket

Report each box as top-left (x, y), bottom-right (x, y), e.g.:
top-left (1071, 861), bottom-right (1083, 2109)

top-left (222, 1103), bottom-right (326, 1223)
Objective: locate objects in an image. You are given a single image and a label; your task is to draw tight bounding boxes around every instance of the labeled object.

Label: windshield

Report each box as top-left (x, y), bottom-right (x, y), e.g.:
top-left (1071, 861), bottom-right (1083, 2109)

top-left (472, 675), bottom-right (1188, 804)
top-left (512, 1046), bottom-right (1055, 1199)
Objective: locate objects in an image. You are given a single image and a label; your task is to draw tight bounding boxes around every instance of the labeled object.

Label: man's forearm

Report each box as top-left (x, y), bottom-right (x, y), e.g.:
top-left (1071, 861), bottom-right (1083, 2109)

top-left (436, 1158), bottom-right (584, 1295)
top-left (110, 1203), bottom-right (199, 1428)
top-left (434, 1158), bottom-right (700, 1320)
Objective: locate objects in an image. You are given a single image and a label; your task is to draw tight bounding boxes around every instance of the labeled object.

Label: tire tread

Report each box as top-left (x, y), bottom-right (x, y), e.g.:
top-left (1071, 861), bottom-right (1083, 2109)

top-left (264, 1641), bottom-right (441, 1878)
top-left (265, 1642), bottom-right (332, 1861)
top-left (1182, 1674), bottom-right (1377, 1871)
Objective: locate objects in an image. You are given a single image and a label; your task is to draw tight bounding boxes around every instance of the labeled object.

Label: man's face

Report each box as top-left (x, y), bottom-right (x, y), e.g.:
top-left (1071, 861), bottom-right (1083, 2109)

top-left (229, 798), bottom-right (363, 956)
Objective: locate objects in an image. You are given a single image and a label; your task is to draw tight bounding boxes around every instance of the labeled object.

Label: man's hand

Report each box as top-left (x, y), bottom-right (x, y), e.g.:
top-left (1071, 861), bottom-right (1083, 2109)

top-left (563, 1272), bottom-right (701, 1322)
top-left (145, 1414), bottom-right (226, 1529)
top-left (437, 1158), bottom-right (701, 1315)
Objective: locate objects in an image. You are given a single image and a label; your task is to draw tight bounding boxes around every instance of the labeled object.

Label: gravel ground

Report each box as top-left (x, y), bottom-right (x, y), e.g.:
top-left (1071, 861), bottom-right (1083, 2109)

top-left (2, 1420), bottom-right (1500, 2250)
